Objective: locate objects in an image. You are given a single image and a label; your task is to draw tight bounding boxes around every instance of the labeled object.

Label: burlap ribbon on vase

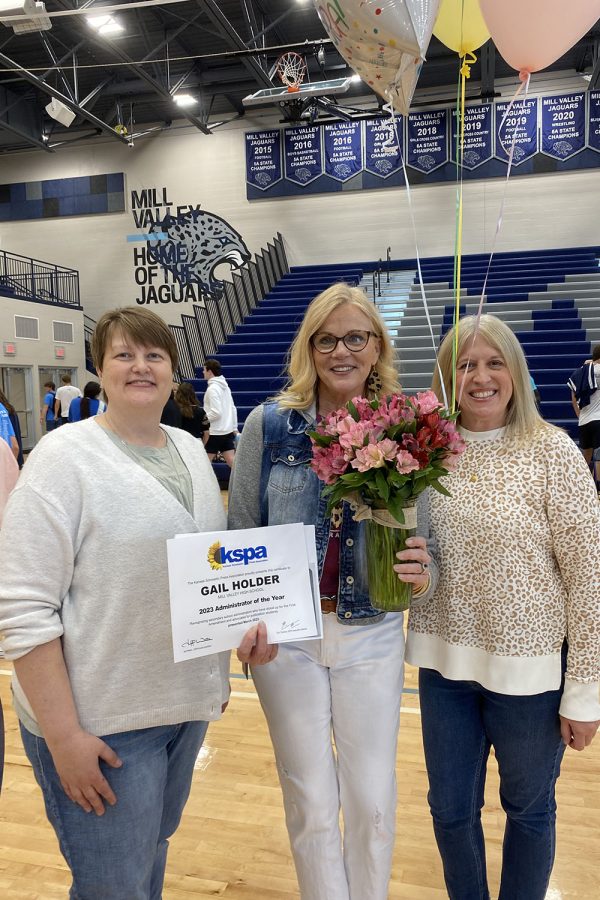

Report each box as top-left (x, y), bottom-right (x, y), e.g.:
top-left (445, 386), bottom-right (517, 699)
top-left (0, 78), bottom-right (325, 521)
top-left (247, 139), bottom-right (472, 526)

top-left (346, 494), bottom-right (417, 530)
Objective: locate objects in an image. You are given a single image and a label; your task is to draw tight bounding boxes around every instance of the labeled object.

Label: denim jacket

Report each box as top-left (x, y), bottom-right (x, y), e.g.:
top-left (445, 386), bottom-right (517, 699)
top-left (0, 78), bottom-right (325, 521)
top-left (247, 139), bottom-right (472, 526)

top-left (259, 402), bottom-right (385, 626)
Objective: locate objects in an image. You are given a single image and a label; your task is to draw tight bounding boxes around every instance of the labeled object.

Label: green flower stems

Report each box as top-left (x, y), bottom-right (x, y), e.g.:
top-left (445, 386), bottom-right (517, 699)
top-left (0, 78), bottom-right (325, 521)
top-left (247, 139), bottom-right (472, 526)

top-left (365, 515), bottom-right (416, 612)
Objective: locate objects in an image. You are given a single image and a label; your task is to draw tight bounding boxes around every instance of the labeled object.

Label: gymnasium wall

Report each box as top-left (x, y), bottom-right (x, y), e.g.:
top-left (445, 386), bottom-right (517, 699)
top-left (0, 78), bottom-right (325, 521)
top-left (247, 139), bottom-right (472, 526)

top-left (1, 78), bottom-right (600, 326)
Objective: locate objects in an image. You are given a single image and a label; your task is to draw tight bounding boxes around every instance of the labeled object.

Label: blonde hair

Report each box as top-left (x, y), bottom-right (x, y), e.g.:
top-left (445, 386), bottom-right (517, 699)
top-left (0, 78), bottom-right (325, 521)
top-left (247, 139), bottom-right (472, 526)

top-left (274, 283), bottom-right (400, 410)
top-left (91, 307), bottom-right (178, 373)
top-left (432, 314), bottom-right (548, 438)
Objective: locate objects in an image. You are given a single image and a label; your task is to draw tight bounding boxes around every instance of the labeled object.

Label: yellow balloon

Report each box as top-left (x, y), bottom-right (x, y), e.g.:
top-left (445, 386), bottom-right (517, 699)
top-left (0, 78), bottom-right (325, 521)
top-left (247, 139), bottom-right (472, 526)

top-left (433, 0), bottom-right (490, 56)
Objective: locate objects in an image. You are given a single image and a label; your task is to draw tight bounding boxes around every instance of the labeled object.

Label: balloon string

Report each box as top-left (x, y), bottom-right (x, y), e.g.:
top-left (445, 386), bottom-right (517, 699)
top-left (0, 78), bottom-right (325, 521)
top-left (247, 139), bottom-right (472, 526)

top-left (450, 50), bottom-right (476, 412)
top-left (456, 71), bottom-right (530, 411)
top-left (381, 97), bottom-right (399, 154)
top-left (383, 89), bottom-right (449, 409)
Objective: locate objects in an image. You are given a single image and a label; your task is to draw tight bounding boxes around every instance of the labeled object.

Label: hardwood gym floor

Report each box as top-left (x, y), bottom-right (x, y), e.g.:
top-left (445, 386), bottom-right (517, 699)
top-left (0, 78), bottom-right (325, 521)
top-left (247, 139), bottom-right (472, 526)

top-left (1, 657), bottom-right (598, 898)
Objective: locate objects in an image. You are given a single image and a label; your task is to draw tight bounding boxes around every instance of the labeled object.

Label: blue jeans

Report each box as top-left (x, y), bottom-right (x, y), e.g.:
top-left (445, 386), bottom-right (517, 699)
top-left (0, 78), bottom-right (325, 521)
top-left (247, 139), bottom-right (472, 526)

top-left (419, 668), bottom-right (566, 900)
top-left (21, 720), bottom-right (208, 899)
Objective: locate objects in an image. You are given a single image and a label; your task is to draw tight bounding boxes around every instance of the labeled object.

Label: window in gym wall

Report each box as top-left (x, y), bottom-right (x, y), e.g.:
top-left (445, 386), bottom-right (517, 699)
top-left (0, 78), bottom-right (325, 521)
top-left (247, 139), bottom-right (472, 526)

top-left (52, 320), bottom-right (74, 343)
top-left (14, 315), bottom-right (39, 341)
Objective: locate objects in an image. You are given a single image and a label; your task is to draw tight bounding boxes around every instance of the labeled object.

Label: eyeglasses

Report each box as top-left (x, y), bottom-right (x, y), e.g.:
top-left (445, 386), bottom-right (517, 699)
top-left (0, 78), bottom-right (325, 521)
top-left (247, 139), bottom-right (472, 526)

top-left (311, 330), bottom-right (377, 354)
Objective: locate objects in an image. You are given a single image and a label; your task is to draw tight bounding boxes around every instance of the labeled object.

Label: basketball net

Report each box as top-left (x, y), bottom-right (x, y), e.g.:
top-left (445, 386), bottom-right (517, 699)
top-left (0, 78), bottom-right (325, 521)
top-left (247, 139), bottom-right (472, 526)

top-left (276, 52), bottom-right (307, 93)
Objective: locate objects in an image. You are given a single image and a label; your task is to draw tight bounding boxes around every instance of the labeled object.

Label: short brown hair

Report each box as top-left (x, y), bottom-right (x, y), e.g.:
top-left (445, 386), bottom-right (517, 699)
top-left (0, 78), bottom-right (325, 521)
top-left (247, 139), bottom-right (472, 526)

top-left (204, 358), bottom-right (221, 376)
top-left (592, 344), bottom-right (600, 362)
top-left (91, 307), bottom-right (178, 373)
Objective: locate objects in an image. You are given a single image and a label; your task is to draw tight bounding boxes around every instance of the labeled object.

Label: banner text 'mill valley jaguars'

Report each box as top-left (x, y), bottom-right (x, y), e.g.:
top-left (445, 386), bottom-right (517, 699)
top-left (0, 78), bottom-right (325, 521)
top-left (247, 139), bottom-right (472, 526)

top-left (130, 187), bottom-right (250, 305)
top-left (131, 187), bottom-right (202, 304)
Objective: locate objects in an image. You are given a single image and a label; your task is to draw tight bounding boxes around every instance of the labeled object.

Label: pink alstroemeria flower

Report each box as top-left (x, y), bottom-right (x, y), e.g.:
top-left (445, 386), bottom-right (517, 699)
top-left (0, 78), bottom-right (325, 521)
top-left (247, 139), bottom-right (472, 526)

top-left (415, 390), bottom-right (441, 415)
top-left (395, 449), bottom-right (420, 474)
top-left (311, 445), bottom-right (349, 484)
top-left (338, 419), bottom-right (382, 451)
top-left (351, 438), bottom-right (398, 472)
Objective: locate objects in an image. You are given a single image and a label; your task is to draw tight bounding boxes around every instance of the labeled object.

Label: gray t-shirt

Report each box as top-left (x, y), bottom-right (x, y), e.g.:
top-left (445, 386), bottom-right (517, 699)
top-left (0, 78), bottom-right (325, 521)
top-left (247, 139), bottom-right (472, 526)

top-left (104, 428), bottom-right (194, 516)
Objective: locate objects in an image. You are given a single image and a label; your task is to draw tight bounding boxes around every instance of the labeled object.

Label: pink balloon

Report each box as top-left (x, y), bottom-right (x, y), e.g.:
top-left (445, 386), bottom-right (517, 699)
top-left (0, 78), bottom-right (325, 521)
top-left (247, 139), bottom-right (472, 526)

top-left (479, 0), bottom-right (600, 75)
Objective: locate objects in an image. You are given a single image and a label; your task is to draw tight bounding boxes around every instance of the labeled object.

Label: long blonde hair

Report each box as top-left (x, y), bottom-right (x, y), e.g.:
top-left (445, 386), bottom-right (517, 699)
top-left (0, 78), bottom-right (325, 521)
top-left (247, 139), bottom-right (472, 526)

top-left (432, 314), bottom-right (548, 438)
top-left (275, 283), bottom-right (400, 410)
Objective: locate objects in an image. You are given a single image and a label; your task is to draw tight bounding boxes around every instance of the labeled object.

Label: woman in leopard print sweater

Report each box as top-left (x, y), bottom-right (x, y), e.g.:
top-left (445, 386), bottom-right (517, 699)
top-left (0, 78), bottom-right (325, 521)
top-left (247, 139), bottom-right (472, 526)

top-left (406, 314), bottom-right (600, 900)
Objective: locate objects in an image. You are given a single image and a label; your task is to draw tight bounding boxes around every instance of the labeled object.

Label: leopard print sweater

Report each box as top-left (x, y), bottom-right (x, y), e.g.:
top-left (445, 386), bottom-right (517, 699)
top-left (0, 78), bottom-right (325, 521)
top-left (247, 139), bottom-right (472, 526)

top-left (406, 425), bottom-right (600, 720)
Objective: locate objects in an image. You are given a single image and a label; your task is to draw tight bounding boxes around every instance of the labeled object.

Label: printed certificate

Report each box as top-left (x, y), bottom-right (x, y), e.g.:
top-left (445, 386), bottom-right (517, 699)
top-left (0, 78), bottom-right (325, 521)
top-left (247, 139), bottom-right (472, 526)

top-left (167, 522), bottom-right (321, 661)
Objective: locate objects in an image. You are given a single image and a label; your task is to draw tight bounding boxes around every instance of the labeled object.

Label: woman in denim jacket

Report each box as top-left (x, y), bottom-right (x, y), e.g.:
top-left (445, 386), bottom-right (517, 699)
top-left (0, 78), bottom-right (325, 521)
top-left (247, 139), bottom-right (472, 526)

top-left (228, 283), bottom-right (437, 900)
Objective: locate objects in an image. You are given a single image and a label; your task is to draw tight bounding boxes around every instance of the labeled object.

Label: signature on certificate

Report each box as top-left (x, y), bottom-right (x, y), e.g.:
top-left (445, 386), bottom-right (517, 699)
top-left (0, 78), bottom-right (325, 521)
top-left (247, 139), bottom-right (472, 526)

top-left (279, 620), bottom-right (301, 633)
top-left (181, 637), bottom-right (212, 649)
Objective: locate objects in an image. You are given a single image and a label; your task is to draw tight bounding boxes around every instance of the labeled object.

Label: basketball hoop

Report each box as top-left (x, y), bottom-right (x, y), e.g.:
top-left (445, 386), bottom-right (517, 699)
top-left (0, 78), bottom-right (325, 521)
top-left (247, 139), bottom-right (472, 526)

top-left (276, 51), bottom-right (307, 93)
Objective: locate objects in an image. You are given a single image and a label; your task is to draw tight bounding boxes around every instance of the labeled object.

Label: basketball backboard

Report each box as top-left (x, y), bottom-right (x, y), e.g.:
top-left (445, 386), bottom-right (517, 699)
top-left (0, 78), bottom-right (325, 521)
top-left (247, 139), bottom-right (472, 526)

top-left (243, 77), bottom-right (354, 108)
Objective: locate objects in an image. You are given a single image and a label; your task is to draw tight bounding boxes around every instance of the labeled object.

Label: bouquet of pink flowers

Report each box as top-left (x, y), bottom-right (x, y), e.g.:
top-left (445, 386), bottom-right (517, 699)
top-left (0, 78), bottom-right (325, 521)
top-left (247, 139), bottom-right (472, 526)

top-left (309, 391), bottom-right (466, 525)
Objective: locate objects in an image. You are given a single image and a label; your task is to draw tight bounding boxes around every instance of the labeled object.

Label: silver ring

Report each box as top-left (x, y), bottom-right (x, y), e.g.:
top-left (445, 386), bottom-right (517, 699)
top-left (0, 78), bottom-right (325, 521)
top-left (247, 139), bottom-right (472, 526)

top-left (418, 562), bottom-right (429, 574)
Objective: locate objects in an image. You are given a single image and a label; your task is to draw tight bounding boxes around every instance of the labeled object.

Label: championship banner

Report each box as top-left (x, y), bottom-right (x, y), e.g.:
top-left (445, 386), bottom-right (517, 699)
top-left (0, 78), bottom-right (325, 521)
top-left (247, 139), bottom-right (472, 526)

top-left (284, 126), bottom-right (323, 186)
top-left (450, 103), bottom-right (493, 170)
top-left (407, 109), bottom-right (448, 173)
top-left (495, 97), bottom-right (538, 166)
top-left (364, 118), bottom-right (403, 178)
top-left (324, 121), bottom-right (362, 182)
top-left (541, 93), bottom-right (585, 160)
top-left (588, 92), bottom-right (600, 154)
top-left (245, 130), bottom-right (282, 191)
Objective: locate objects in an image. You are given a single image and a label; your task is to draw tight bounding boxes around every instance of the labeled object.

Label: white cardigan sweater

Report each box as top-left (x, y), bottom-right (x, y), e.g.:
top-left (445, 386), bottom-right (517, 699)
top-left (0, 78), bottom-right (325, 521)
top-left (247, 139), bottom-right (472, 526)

top-left (0, 418), bottom-right (229, 736)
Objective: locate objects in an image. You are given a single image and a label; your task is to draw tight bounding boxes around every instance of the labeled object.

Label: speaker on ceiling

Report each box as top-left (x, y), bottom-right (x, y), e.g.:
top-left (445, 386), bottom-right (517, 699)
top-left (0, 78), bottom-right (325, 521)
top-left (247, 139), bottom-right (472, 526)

top-left (45, 98), bottom-right (76, 128)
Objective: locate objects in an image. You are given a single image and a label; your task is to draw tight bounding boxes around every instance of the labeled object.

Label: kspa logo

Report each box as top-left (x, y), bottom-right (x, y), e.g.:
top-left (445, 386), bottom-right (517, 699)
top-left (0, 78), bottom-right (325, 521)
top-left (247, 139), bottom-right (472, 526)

top-left (207, 541), bottom-right (268, 570)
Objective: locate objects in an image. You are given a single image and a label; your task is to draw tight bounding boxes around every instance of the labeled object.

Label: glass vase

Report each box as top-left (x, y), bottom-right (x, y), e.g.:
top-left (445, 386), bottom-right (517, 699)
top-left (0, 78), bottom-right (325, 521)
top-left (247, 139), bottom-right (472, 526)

top-left (365, 505), bottom-right (417, 612)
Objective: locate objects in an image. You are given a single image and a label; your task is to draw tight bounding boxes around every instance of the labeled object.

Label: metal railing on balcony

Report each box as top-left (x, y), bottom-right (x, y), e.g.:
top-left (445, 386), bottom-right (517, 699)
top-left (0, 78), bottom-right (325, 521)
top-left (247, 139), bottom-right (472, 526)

top-left (0, 249), bottom-right (80, 308)
top-left (170, 232), bottom-right (289, 381)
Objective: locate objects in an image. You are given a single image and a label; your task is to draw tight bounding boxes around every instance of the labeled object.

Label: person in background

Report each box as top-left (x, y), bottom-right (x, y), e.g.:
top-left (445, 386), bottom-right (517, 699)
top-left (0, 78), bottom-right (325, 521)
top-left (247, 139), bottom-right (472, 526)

top-left (568, 343), bottom-right (600, 482)
top-left (68, 381), bottom-right (106, 422)
top-left (406, 315), bottom-right (600, 900)
top-left (228, 283), bottom-right (435, 900)
top-left (54, 374), bottom-right (82, 425)
top-left (40, 381), bottom-right (57, 433)
top-left (175, 382), bottom-right (210, 445)
top-left (0, 389), bottom-right (19, 461)
top-left (529, 372), bottom-right (542, 412)
top-left (0, 307), bottom-right (273, 899)
top-left (160, 382), bottom-right (183, 428)
top-left (203, 359), bottom-right (237, 467)
top-left (0, 437), bottom-right (19, 792)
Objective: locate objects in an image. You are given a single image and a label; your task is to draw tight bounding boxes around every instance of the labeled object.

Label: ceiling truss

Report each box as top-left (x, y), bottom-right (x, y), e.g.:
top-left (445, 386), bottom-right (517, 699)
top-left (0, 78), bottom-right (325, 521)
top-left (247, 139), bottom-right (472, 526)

top-left (0, 2), bottom-right (596, 154)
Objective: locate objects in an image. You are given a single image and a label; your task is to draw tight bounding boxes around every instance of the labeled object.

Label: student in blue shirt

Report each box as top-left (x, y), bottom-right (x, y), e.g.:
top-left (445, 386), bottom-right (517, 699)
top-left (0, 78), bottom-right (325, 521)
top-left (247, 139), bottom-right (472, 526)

top-left (41, 381), bottom-right (57, 432)
top-left (0, 401), bottom-right (18, 458)
top-left (68, 381), bottom-right (106, 422)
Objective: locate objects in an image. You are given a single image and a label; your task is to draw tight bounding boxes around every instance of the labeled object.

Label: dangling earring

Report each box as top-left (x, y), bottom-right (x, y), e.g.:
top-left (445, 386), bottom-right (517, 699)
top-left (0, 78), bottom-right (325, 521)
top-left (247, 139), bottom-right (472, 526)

top-left (367, 366), bottom-right (382, 394)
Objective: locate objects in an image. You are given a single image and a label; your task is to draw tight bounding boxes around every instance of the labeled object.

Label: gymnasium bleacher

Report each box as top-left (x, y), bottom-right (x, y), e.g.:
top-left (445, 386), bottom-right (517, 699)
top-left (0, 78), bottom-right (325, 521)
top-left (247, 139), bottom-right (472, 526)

top-left (4, 242), bottom-right (596, 481)
top-left (186, 246), bottom-right (599, 478)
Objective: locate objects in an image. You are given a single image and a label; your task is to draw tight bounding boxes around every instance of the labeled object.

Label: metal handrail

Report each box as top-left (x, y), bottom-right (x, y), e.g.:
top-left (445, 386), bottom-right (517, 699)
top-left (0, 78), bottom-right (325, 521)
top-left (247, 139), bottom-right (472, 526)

top-left (169, 233), bottom-right (291, 378)
top-left (0, 248), bottom-right (80, 307)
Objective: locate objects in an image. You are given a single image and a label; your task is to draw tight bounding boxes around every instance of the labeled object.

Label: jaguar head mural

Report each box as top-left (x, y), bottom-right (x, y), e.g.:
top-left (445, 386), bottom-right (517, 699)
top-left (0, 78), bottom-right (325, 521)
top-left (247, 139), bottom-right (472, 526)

top-left (147, 208), bottom-right (250, 298)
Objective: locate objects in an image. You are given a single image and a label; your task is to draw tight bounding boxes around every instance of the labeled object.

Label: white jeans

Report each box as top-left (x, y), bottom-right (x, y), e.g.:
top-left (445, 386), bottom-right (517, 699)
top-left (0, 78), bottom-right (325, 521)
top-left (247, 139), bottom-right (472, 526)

top-left (252, 612), bottom-right (405, 900)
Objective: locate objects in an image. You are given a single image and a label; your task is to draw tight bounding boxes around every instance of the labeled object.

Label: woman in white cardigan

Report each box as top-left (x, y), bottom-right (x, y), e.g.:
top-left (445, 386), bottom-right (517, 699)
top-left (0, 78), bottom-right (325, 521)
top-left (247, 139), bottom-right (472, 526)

top-left (0, 307), bottom-right (273, 900)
